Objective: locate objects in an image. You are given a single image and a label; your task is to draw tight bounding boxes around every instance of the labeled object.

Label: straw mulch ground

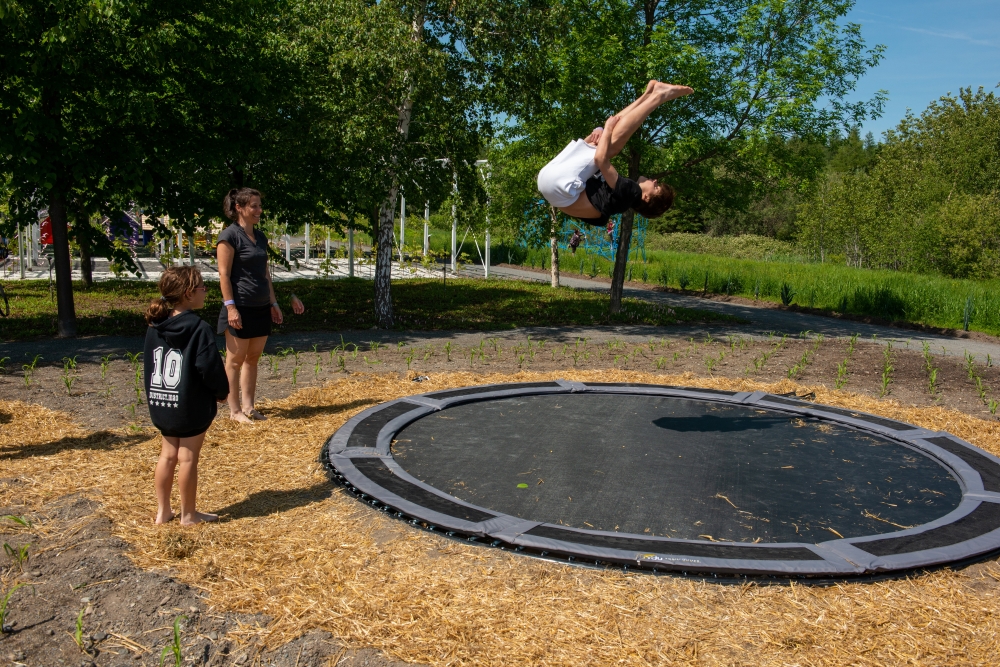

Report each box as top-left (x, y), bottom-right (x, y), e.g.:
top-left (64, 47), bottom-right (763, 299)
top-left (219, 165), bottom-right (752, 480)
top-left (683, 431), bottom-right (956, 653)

top-left (3, 370), bottom-right (1000, 666)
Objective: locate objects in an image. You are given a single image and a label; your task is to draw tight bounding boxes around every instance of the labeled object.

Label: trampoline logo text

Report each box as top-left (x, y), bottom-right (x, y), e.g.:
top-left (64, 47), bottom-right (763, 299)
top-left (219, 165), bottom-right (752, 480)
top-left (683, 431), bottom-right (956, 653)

top-left (148, 346), bottom-right (182, 408)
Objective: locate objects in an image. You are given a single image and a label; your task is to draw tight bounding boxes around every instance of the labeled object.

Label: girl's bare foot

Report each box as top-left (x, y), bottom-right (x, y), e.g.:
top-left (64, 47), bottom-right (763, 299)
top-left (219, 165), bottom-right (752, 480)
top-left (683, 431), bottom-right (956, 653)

top-left (656, 82), bottom-right (694, 101)
top-left (180, 511), bottom-right (219, 526)
top-left (246, 408), bottom-right (268, 421)
top-left (644, 79), bottom-right (658, 96)
top-left (155, 510), bottom-right (175, 525)
top-left (230, 411), bottom-right (253, 424)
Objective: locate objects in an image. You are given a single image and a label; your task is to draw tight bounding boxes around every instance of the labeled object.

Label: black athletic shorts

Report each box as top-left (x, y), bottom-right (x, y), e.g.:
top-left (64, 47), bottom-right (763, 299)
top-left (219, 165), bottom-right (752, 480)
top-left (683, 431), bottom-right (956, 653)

top-left (217, 304), bottom-right (272, 339)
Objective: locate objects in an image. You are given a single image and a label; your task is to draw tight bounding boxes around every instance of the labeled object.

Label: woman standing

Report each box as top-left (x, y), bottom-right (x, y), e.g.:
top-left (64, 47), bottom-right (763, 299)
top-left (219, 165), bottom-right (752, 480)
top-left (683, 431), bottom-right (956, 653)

top-left (217, 188), bottom-right (304, 423)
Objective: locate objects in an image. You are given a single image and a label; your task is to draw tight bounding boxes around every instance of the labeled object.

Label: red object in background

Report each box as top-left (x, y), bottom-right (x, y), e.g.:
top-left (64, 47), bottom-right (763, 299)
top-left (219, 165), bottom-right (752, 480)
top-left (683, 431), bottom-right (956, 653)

top-left (40, 217), bottom-right (53, 245)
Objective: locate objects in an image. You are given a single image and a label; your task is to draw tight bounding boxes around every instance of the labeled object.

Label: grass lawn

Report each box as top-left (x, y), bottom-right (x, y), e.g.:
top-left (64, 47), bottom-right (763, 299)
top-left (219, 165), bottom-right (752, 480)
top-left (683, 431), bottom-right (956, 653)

top-left (0, 278), bottom-right (739, 341)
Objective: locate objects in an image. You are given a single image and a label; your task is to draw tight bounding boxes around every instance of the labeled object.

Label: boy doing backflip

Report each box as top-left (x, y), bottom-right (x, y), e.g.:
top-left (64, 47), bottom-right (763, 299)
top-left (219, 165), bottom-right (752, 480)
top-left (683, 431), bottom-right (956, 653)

top-left (537, 81), bottom-right (693, 231)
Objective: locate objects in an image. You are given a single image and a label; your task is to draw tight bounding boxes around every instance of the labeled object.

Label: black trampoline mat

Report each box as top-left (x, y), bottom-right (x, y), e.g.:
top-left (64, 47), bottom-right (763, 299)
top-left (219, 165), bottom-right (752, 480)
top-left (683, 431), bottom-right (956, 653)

top-left (393, 394), bottom-right (963, 544)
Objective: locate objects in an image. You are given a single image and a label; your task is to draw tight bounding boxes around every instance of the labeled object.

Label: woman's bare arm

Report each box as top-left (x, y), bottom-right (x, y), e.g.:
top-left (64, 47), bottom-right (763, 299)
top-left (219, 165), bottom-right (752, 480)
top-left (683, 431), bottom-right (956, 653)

top-left (216, 240), bottom-right (242, 329)
top-left (594, 115), bottom-right (620, 189)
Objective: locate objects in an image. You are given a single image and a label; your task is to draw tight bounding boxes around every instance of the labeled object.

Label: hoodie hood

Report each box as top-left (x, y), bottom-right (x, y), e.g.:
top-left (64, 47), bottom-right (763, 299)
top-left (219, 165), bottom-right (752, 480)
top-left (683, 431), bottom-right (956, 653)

top-left (152, 310), bottom-right (203, 348)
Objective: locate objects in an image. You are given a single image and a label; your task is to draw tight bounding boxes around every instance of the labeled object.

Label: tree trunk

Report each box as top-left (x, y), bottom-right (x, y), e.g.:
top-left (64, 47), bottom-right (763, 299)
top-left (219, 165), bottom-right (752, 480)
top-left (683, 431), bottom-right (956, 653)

top-left (75, 206), bottom-right (93, 288)
top-left (49, 192), bottom-right (77, 337)
top-left (609, 150), bottom-right (642, 313)
top-left (549, 206), bottom-right (560, 287)
top-left (374, 3), bottom-right (425, 329)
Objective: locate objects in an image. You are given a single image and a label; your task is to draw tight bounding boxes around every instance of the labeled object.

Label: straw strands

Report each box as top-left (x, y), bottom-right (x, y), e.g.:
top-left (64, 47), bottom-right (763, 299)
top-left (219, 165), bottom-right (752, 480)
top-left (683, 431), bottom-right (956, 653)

top-left (3, 371), bottom-right (1000, 665)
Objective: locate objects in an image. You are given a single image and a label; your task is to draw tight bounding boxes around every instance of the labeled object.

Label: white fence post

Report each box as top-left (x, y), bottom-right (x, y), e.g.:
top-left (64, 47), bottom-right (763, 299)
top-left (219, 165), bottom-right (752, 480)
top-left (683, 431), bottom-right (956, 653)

top-left (348, 227), bottom-right (354, 278)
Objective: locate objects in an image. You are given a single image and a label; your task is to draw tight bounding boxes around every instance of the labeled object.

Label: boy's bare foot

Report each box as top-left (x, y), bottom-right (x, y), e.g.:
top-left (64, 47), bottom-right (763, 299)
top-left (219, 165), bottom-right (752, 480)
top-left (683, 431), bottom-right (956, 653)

top-left (180, 511), bottom-right (219, 526)
top-left (246, 408), bottom-right (268, 421)
top-left (656, 82), bottom-right (694, 101)
top-left (155, 511), bottom-right (175, 525)
top-left (230, 412), bottom-right (253, 424)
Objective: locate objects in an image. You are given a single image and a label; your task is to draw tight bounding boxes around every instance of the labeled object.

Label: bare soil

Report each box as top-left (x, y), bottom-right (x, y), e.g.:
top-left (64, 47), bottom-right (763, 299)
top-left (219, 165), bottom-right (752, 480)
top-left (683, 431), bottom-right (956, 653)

top-left (2, 332), bottom-right (998, 666)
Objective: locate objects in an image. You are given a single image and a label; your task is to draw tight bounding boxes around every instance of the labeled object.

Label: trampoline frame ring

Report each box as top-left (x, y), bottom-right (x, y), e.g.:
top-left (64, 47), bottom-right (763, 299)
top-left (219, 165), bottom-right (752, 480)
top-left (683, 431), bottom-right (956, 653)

top-left (321, 381), bottom-right (1000, 577)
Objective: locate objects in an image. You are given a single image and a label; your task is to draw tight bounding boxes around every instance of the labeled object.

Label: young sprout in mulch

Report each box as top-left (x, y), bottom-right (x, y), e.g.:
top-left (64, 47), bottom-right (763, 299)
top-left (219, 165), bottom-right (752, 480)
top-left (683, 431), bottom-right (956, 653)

top-left (879, 342), bottom-right (895, 398)
top-left (71, 607), bottom-right (87, 653)
top-left (835, 333), bottom-right (859, 390)
top-left (2, 515), bottom-right (32, 529)
top-left (964, 351), bottom-right (993, 413)
top-left (159, 615), bottom-right (186, 667)
top-left (22, 354), bottom-right (42, 387)
top-left (746, 335), bottom-right (787, 376)
top-left (3, 542), bottom-right (29, 571)
top-left (787, 333), bottom-right (824, 379)
top-left (61, 357), bottom-right (78, 395)
top-left (0, 356), bottom-right (9, 373)
top-left (0, 583), bottom-right (28, 633)
top-left (922, 341), bottom-right (940, 396)
top-left (444, 341), bottom-right (453, 361)
top-left (100, 354), bottom-right (115, 381)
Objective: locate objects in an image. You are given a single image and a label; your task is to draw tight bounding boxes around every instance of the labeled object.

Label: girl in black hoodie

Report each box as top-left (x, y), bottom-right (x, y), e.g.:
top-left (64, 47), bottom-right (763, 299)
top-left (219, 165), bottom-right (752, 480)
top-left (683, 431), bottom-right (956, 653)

top-left (144, 266), bottom-right (229, 525)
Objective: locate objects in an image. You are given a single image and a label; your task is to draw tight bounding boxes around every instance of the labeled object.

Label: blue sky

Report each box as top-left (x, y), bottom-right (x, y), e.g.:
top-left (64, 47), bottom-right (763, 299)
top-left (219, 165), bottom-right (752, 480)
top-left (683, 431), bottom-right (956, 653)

top-left (844, 1), bottom-right (1000, 139)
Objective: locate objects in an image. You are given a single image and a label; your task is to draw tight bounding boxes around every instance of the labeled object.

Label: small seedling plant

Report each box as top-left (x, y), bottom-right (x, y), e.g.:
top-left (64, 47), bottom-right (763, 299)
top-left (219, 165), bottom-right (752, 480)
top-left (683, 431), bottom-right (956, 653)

top-left (964, 352), bottom-right (994, 413)
top-left (160, 615), bottom-right (186, 666)
top-left (3, 542), bottom-right (29, 570)
top-left (922, 341), bottom-right (940, 396)
top-left (787, 334), bottom-right (823, 379)
top-left (835, 334), bottom-right (859, 389)
top-left (746, 335), bottom-right (787, 375)
top-left (61, 356), bottom-right (79, 395)
top-left (879, 342), bottom-right (895, 398)
top-left (22, 354), bottom-right (42, 387)
top-left (1, 583), bottom-right (28, 633)
top-left (100, 354), bottom-right (115, 381)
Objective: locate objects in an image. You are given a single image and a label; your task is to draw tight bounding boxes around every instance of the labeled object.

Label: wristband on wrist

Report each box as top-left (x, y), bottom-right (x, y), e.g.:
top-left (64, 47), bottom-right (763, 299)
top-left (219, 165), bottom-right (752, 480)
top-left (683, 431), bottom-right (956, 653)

top-left (272, 301), bottom-right (279, 308)
top-left (224, 299), bottom-right (235, 306)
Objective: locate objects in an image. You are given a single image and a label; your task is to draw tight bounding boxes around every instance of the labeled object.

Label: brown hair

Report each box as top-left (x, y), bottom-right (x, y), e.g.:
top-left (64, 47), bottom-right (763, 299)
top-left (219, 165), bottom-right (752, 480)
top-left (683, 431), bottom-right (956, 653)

top-left (222, 187), bottom-right (262, 221)
top-left (144, 266), bottom-right (205, 324)
top-left (633, 181), bottom-right (675, 219)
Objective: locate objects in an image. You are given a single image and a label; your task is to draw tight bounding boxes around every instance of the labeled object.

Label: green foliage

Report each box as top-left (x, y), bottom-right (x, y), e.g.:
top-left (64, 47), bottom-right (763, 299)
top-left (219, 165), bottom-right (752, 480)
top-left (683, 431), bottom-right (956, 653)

top-left (488, 0), bottom-right (884, 233)
top-left (160, 615), bottom-right (186, 667)
top-left (646, 233), bottom-right (803, 262)
top-left (797, 87), bottom-right (1000, 278)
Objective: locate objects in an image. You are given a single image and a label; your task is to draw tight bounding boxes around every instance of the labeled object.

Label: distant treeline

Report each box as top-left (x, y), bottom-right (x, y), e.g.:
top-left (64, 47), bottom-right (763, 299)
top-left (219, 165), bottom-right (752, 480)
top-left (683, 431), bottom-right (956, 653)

top-left (658, 87), bottom-right (1000, 280)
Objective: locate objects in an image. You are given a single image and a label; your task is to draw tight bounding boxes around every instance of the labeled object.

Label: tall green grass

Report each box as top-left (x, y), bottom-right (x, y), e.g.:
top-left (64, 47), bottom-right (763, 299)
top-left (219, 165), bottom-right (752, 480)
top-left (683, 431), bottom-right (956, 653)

top-left (522, 247), bottom-right (1000, 335)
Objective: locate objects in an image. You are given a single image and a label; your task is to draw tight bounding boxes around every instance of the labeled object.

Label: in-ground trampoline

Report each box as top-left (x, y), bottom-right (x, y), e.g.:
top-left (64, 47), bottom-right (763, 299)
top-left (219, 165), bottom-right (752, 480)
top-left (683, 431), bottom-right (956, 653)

top-left (321, 381), bottom-right (1000, 577)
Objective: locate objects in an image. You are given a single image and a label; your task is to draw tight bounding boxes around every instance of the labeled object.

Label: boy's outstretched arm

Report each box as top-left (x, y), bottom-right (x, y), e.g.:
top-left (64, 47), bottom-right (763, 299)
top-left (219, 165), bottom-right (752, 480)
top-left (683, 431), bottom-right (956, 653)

top-left (595, 115), bottom-right (620, 189)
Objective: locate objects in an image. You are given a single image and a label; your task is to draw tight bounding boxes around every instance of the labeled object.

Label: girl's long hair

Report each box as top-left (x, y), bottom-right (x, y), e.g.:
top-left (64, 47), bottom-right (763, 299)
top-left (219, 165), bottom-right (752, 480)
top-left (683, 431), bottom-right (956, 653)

top-left (145, 266), bottom-right (204, 324)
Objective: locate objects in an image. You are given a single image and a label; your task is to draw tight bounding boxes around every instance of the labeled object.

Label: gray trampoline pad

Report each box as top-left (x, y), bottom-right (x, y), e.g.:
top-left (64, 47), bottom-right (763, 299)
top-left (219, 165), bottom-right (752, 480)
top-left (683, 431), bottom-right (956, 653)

top-left (393, 394), bottom-right (962, 544)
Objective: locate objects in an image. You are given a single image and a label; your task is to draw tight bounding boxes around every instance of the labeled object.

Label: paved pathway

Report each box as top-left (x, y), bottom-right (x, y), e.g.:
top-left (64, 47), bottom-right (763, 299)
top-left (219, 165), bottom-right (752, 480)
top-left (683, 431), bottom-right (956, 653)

top-left (476, 265), bottom-right (1000, 360)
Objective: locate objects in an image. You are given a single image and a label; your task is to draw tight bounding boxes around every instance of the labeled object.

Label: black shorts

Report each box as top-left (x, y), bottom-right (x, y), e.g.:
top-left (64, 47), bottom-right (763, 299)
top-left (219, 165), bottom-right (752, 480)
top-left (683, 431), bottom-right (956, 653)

top-left (217, 304), bottom-right (272, 339)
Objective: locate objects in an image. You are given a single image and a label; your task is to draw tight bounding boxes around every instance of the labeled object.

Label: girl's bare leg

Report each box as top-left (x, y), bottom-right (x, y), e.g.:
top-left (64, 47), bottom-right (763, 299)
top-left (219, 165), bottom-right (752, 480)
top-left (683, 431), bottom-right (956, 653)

top-left (155, 436), bottom-right (180, 524)
top-left (240, 336), bottom-right (268, 418)
top-left (607, 82), bottom-right (693, 157)
top-left (225, 331), bottom-right (253, 422)
top-left (176, 431), bottom-right (217, 526)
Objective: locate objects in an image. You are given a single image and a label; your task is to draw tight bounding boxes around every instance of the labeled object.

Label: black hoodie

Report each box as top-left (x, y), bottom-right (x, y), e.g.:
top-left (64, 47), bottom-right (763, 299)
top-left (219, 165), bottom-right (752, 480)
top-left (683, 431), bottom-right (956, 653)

top-left (144, 310), bottom-right (229, 437)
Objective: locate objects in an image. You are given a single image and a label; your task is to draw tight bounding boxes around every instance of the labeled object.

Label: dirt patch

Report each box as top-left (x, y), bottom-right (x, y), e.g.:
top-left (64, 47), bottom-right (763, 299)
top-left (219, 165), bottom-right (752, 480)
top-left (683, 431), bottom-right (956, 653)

top-left (0, 494), bottom-right (414, 666)
top-left (1, 333), bottom-right (997, 431)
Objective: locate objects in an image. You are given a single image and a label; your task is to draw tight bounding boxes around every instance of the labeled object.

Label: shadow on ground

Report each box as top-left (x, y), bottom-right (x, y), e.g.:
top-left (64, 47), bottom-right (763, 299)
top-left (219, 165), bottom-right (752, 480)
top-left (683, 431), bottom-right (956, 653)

top-left (217, 482), bottom-right (333, 520)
